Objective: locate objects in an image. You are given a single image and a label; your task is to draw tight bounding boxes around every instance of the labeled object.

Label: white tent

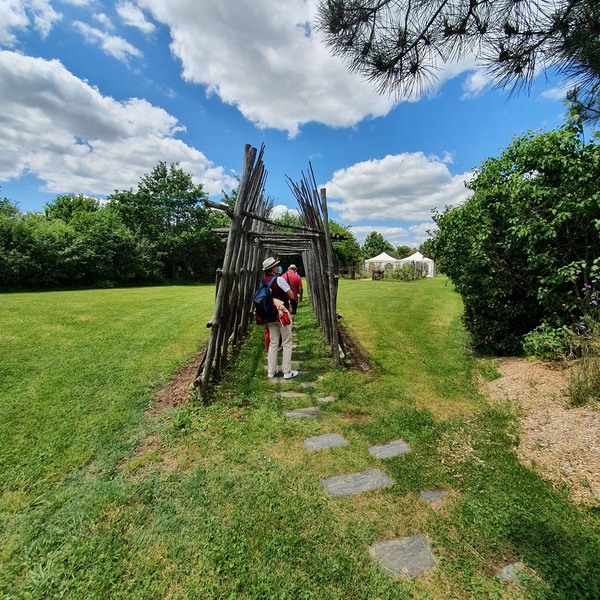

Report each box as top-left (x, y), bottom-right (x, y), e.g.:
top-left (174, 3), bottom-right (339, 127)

top-left (364, 252), bottom-right (399, 271)
top-left (397, 251), bottom-right (436, 277)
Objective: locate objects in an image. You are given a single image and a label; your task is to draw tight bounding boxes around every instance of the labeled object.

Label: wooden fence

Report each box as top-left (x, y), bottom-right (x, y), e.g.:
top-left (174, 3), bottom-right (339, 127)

top-left (195, 144), bottom-right (343, 400)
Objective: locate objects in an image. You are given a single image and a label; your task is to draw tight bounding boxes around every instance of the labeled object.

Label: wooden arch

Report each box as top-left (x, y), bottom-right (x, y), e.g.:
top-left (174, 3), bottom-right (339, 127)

top-left (195, 144), bottom-right (343, 399)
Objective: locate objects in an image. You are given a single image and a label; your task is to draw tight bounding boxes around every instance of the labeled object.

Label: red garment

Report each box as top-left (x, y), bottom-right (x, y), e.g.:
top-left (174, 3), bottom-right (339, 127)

top-left (283, 271), bottom-right (303, 301)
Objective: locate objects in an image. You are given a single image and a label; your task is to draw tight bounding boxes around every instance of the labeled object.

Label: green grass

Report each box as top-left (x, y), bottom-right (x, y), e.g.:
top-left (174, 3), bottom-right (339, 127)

top-left (1, 279), bottom-right (600, 598)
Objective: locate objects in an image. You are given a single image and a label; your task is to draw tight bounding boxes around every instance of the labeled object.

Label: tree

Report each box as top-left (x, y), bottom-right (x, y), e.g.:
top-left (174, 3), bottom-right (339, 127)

top-left (419, 238), bottom-right (435, 259)
top-left (431, 112), bottom-right (600, 354)
top-left (44, 194), bottom-right (99, 223)
top-left (330, 220), bottom-right (362, 276)
top-left (316, 0), bottom-right (600, 121)
top-left (108, 162), bottom-right (220, 280)
top-left (361, 231), bottom-right (395, 259)
top-left (395, 244), bottom-right (413, 258)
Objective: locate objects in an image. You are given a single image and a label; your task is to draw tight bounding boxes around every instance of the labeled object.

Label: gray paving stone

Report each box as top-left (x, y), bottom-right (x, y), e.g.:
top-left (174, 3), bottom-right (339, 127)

top-left (419, 490), bottom-right (448, 503)
top-left (495, 562), bottom-right (525, 583)
top-left (303, 433), bottom-right (349, 451)
top-left (284, 407), bottom-right (321, 418)
top-left (300, 381), bottom-right (316, 388)
top-left (369, 439), bottom-right (412, 459)
top-left (317, 395), bottom-right (335, 404)
top-left (276, 391), bottom-right (308, 398)
top-left (320, 468), bottom-right (392, 497)
top-left (369, 535), bottom-right (436, 578)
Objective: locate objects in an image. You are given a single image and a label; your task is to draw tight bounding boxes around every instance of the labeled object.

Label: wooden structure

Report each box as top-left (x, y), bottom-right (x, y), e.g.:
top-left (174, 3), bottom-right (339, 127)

top-left (195, 144), bottom-right (343, 400)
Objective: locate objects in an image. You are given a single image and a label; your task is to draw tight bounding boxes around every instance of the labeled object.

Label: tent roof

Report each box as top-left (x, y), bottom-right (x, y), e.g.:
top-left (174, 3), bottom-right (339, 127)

top-left (365, 252), bottom-right (398, 263)
top-left (399, 251), bottom-right (433, 263)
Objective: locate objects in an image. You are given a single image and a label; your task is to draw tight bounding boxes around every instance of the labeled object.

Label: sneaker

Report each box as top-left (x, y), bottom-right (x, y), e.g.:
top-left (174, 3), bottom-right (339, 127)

top-left (283, 370), bottom-right (298, 379)
top-left (267, 373), bottom-right (276, 379)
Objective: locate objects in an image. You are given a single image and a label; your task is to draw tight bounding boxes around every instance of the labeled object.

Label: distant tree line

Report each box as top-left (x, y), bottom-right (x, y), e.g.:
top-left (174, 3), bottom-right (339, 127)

top-left (0, 162), bottom-right (228, 290)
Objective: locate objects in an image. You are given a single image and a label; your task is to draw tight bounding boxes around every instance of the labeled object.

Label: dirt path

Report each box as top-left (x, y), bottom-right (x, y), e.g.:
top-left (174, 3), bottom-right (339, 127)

top-left (481, 357), bottom-right (600, 505)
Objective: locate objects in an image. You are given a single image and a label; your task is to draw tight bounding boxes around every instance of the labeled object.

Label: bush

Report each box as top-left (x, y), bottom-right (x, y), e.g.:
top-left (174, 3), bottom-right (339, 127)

top-left (522, 323), bottom-right (574, 359)
top-left (384, 261), bottom-right (429, 281)
top-left (431, 113), bottom-right (600, 354)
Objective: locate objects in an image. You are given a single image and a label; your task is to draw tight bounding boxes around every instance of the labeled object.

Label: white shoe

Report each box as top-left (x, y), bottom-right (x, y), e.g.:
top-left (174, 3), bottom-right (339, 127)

top-left (267, 373), bottom-right (276, 379)
top-left (283, 370), bottom-right (298, 379)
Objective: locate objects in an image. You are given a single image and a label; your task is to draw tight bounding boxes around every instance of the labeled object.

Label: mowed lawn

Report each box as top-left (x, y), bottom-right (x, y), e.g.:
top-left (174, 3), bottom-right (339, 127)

top-left (1, 279), bottom-right (600, 599)
top-left (1, 286), bottom-right (213, 506)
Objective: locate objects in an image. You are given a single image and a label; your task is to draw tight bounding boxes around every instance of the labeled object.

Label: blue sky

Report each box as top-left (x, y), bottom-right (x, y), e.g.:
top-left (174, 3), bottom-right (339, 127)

top-left (0, 0), bottom-right (570, 247)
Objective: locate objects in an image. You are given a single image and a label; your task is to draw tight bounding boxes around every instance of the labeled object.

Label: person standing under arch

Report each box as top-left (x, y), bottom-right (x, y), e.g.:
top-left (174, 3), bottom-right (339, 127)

top-left (283, 264), bottom-right (303, 321)
top-left (262, 257), bottom-right (298, 380)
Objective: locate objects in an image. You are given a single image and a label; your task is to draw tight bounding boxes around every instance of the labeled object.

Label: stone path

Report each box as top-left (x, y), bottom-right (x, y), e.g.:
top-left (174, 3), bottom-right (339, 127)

top-left (320, 468), bottom-right (392, 497)
top-left (268, 327), bottom-right (527, 584)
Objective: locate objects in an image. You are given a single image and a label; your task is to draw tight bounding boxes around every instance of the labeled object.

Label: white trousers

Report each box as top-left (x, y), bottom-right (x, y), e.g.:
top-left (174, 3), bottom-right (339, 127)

top-left (267, 320), bottom-right (293, 376)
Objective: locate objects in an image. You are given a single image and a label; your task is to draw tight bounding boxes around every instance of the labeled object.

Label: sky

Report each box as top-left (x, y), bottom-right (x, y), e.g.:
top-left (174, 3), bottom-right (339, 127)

top-left (0, 0), bottom-right (571, 248)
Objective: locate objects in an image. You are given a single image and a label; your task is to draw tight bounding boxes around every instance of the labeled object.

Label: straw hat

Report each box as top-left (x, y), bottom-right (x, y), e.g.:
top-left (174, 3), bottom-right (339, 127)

top-left (262, 257), bottom-right (280, 271)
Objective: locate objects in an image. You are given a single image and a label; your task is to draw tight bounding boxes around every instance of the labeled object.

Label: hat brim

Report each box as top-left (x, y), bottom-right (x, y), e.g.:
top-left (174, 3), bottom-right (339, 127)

top-left (263, 260), bottom-right (281, 271)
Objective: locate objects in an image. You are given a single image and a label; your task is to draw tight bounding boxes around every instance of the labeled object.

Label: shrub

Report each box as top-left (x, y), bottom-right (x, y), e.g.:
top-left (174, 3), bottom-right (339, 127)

top-left (431, 112), bottom-right (600, 354)
top-left (522, 323), bottom-right (574, 359)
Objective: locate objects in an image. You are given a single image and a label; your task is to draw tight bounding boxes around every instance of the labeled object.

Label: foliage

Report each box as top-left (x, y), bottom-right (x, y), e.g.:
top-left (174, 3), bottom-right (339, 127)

top-left (418, 237), bottom-right (436, 260)
top-left (361, 230), bottom-right (394, 259)
top-left (0, 162), bottom-right (226, 289)
top-left (316, 0), bottom-right (600, 122)
top-left (431, 113), bottom-right (600, 354)
top-left (44, 193), bottom-right (100, 223)
top-left (522, 323), bottom-right (575, 359)
top-left (273, 211), bottom-right (362, 276)
top-left (384, 261), bottom-right (429, 281)
top-left (108, 161), bottom-right (224, 280)
top-left (329, 220), bottom-right (362, 274)
top-left (395, 244), bottom-right (413, 258)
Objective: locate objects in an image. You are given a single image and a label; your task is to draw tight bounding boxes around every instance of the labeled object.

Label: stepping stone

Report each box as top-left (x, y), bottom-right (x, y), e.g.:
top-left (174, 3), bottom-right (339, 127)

top-left (284, 407), bottom-right (321, 418)
top-left (369, 535), bottom-right (436, 579)
top-left (300, 381), bottom-right (316, 388)
top-left (320, 468), bottom-right (392, 497)
top-left (276, 391), bottom-right (307, 398)
top-left (303, 433), bottom-right (349, 451)
top-left (317, 395), bottom-right (335, 404)
top-left (420, 490), bottom-right (448, 503)
top-left (369, 439), bottom-right (411, 459)
top-left (495, 562), bottom-right (525, 583)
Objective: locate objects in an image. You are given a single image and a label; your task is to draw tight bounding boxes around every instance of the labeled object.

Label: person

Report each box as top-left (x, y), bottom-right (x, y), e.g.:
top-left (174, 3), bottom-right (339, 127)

top-left (283, 264), bottom-right (303, 320)
top-left (261, 257), bottom-right (298, 380)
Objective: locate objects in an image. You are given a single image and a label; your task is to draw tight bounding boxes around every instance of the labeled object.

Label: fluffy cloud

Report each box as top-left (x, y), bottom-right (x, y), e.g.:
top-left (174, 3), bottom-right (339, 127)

top-left (136, 0), bottom-right (396, 136)
top-left (73, 21), bottom-right (142, 62)
top-left (0, 51), bottom-right (236, 196)
top-left (0, 0), bottom-right (61, 46)
top-left (116, 1), bottom-right (155, 34)
top-left (325, 153), bottom-right (472, 223)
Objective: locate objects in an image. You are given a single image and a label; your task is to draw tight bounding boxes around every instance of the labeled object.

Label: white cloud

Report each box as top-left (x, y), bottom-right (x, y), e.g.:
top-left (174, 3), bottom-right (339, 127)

top-left (116, 1), bottom-right (155, 34)
top-left (73, 21), bottom-right (142, 62)
top-left (325, 153), bottom-right (471, 222)
top-left (350, 225), bottom-right (409, 246)
top-left (462, 69), bottom-right (492, 99)
top-left (0, 0), bottom-right (61, 46)
top-left (270, 204), bottom-right (298, 219)
top-left (540, 85), bottom-right (568, 101)
top-left (93, 13), bottom-right (115, 31)
top-left (0, 51), bottom-right (236, 197)
top-left (136, 0), bottom-right (396, 136)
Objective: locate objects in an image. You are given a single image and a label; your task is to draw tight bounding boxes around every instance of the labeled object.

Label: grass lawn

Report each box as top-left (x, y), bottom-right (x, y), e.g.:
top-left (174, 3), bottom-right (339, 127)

top-left (1, 279), bottom-right (600, 598)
